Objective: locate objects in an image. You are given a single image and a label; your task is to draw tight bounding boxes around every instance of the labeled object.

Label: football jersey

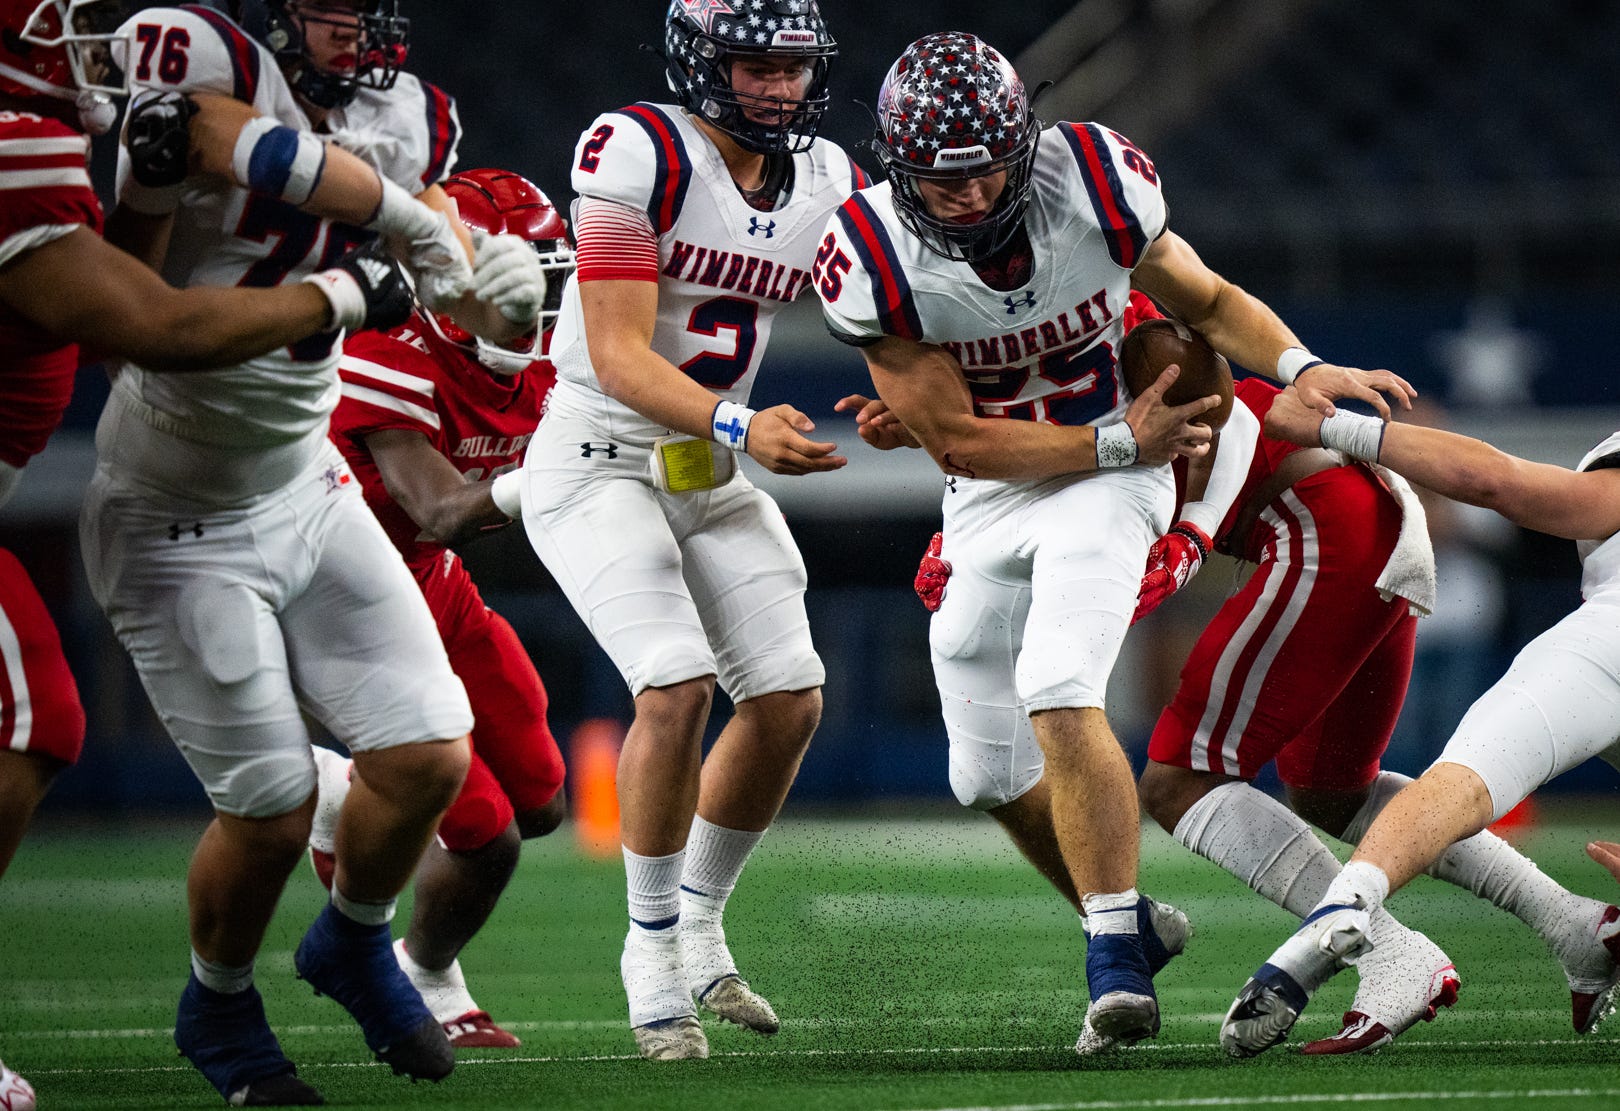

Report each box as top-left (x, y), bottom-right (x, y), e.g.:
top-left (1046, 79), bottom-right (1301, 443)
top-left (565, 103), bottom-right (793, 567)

top-left (817, 122), bottom-right (1167, 431)
top-left (330, 315), bottom-right (553, 574)
top-left (547, 101), bottom-right (867, 442)
top-left (0, 111), bottom-right (103, 486)
top-left (1576, 430), bottom-right (1620, 600)
top-left (109, 4), bottom-right (460, 450)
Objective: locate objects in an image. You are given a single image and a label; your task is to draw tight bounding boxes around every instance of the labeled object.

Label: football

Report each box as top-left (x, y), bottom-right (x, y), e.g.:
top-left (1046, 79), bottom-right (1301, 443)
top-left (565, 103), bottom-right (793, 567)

top-left (1120, 317), bottom-right (1235, 430)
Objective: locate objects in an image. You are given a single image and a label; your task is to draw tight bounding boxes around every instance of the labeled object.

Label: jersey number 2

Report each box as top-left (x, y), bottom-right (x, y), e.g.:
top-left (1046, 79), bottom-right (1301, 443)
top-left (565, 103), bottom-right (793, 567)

top-left (577, 124), bottom-right (614, 173)
top-left (680, 297), bottom-right (758, 390)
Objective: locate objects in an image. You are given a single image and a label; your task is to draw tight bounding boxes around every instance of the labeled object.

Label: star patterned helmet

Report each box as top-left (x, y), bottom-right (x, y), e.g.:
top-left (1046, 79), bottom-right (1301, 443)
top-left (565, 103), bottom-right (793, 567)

top-left (664, 0), bottom-right (835, 155)
top-left (423, 168), bottom-right (575, 375)
top-left (229, 0), bottom-right (408, 110)
top-left (0, 0), bottom-right (130, 132)
top-left (873, 32), bottom-right (1041, 263)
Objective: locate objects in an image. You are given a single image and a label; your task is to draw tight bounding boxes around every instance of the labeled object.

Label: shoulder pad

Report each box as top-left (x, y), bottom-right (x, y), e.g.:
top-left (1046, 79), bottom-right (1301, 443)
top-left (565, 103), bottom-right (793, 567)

top-left (571, 103), bottom-right (692, 235)
top-left (816, 192), bottom-right (922, 342)
top-left (121, 6), bottom-right (270, 102)
top-left (1052, 122), bottom-right (1167, 269)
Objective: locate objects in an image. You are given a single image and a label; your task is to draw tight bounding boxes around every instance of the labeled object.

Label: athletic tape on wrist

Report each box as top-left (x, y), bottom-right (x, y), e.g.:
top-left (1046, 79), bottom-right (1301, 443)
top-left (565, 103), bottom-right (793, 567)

top-left (300, 269), bottom-right (364, 330)
top-left (1318, 411), bottom-right (1385, 462)
top-left (1277, 346), bottom-right (1325, 385)
top-left (490, 470), bottom-right (523, 518)
top-left (231, 116), bottom-right (326, 206)
top-left (712, 400), bottom-right (756, 452)
top-left (1095, 421), bottom-right (1139, 468)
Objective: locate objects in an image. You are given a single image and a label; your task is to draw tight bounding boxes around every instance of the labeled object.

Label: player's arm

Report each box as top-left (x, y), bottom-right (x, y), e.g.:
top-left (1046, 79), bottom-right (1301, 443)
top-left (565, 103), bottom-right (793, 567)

top-left (1264, 387), bottom-right (1620, 541)
top-left (1131, 230), bottom-right (1415, 418)
top-left (0, 227), bottom-right (341, 373)
top-left (363, 427), bottom-right (508, 546)
top-left (859, 334), bottom-right (1215, 479)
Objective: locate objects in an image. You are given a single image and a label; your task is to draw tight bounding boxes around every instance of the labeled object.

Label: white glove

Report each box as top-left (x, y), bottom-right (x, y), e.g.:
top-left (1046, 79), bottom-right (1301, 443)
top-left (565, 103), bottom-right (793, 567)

top-left (366, 175), bottom-right (471, 311)
top-left (471, 228), bottom-right (546, 326)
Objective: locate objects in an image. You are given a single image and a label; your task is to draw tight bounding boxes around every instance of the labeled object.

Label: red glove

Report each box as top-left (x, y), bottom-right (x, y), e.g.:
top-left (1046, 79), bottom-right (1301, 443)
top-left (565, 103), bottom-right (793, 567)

top-left (914, 531), bottom-right (952, 612)
top-left (1133, 521), bottom-right (1212, 624)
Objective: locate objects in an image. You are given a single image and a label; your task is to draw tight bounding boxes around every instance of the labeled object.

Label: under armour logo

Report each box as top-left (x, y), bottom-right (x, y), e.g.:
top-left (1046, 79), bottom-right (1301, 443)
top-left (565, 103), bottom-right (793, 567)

top-left (944, 476), bottom-right (958, 493)
top-left (166, 521), bottom-right (205, 540)
top-left (746, 217), bottom-right (776, 238)
top-left (323, 465), bottom-right (352, 493)
top-left (580, 442), bottom-right (619, 459)
top-left (1003, 292), bottom-right (1037, 314)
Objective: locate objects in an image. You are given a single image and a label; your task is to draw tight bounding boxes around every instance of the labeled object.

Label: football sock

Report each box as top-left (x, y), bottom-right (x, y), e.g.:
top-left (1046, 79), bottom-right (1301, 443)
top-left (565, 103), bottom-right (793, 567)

top-left (395, 939), bottom-right (475, 1022)
top-left (1318, 859), bottom-right (1391, 916)
top-left (624, 846), bottom-right (683, 930)
top-left (1344, 770), bottom-right (1583, 941)
top-left (1173, 780), bottom-right (1338, 918)
top-left (190, 950), bottom-right (253, 995)
top-left (1080, 888), bottom-right (1140, 933)
top-left (680, 816), bottom-right (764, 906)
top-left (331, 887), bottom-right (396, 927)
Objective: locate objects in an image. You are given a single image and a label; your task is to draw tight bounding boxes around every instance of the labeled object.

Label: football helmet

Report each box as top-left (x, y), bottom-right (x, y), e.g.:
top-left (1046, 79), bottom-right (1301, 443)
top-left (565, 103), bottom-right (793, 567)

top-left (664, 0), bottom-right (835, 155)
top-left (228, 0), bottom-right (407, 109)
top-left (0, 0), bottom-right (130, 132)
top-left (872, 32), bottom-right (1041, 263)
top-left (425, 168), bottom-right (574, 375)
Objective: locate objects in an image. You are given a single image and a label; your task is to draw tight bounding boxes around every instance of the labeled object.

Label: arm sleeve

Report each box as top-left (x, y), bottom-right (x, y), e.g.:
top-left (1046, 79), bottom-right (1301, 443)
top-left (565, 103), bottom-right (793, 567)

top-left (1179, 396), bottom-right (1260, 538)
top-left (573, 196), bottom-right (660, 283)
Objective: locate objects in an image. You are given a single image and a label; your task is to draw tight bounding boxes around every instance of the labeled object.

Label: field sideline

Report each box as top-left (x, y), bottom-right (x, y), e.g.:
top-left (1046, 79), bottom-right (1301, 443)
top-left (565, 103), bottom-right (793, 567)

top-left (4, 805), bottom-right (1619, 1109)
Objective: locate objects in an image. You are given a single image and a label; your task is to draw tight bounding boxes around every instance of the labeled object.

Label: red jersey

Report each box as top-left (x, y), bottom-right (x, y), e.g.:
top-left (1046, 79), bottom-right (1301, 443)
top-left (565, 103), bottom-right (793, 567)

top-left (0, 111), bottom-right (103, 471)
top-left (329, 316), bottom-right (555, 574)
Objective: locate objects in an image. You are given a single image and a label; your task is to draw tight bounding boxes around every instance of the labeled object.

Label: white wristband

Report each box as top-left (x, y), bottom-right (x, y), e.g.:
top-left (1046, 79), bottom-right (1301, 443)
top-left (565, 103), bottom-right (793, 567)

top-left (1095, 421), bottom-right (1138, 468)
top-left (365, 174), bottom-right (438, 241)
top-left (1277, 346), bottom-right (1325, 385)
top-left (712, 401), bottom-right (756, 451)
top-left (1318, 411), bottom-right (1385, 462)
top-left (300, 268), bottom-right (364, 330)
top-left (490, 470), bottom-right (523, 518)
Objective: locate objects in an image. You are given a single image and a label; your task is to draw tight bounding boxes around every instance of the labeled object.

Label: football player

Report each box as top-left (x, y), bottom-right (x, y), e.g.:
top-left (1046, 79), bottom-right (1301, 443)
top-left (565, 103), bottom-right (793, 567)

top-left (0, 3), bottom-right (412, 1105)
top-left (1223, 389), bottom-right (1620, 1056)
top-left (815, 32), bottom-right (1412, 1053)
top-left (508, 0), bottom-right (863, 1061)
top-left (75, 0), bottom-right (547, 1103)
top-left (311, 167), bottom-right (574, 1050)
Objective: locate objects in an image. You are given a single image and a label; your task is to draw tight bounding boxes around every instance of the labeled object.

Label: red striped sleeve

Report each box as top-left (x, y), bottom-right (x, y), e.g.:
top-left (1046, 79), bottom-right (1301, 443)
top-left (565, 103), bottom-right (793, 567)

top-left (574, 196), bottom-right (660, 283)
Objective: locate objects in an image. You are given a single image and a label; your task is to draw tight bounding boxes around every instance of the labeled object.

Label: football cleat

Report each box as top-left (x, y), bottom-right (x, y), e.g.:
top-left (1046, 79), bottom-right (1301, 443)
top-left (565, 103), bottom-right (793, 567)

top-left (632, 1015), bottom-right (709, 1061)
top-left (1554, 902), bottom-right (1620, 1034)
top-left (173, 975), bottom-right (323, 1106)
top-left (1302, 926), bottom-right (1459, 1055)
top-left (391, 939), bottom-right (520, 1048)
top-left (696, 975), bottom-right (780, 1036)
top-left (294, 905), bottom-right (453, 1082)
top-left (306, 746), bottom-right (351, 892)
top-left (1076, 898), bottom-right (1191, 1056)
top-left (0, 1058), bottom-right (36, 1111)
top-left (1221, 903), bottom-right (1372, 1058)
top-left (622, 927), bottom-right (700, 1033)
top-left (441, 1009), bottom-right (521, 1049)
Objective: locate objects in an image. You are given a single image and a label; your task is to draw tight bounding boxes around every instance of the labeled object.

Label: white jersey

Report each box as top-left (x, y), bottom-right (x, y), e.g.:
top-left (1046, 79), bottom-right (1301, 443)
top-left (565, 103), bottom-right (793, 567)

top-left (817, 121), bottom-right (1166, 431)
top-left (108, 4), bottom-right (460, 456)
top-left (1576, 430), bottom-right (1620, 600)
top-left (547, 101), bottom-right (867, 443)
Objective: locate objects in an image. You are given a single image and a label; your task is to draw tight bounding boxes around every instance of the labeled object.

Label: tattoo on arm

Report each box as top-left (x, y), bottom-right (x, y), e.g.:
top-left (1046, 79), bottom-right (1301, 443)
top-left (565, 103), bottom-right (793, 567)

top-left (942, 452), bottom-right (977, 479)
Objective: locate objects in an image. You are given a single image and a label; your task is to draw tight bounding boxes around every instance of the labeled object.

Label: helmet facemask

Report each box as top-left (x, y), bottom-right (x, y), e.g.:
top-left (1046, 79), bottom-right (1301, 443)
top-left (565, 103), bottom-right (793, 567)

top-left (664, 0), bottom-right (835, 155)
top-left (259, 0), bottom-right (408, 110)
top-left (878, 128), bottom-right (1041, 264)
top-left (2, 0), bottom-right (130, 130)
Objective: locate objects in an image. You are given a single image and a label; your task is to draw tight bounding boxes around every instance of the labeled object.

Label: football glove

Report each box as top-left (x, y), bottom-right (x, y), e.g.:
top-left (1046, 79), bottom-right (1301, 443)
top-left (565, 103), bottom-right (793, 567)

top-left (126, 90), bottom-right (197, 188)
top-left (367, 177), bottom-right (472, 311)
top-left (471, 228), bottom-right (547, 326)
top-left (302, 242), bottom-right (413, 332)
top-left (1133, 521), bottom-right (1212, 624)
top-left (914, 531), bottom-right (951, 613)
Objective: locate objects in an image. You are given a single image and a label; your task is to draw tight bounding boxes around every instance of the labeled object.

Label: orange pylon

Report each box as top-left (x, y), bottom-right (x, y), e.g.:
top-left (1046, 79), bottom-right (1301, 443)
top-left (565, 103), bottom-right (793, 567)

top-left (569, 718), bottom-right (624, 857)
top-left (1489, 795), bottom-right (1538, 841)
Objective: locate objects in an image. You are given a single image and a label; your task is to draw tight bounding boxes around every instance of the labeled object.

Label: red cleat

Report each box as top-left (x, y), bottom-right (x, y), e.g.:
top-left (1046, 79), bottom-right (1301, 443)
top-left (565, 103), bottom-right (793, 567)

top-left (442, 1009), bottom-right (521, 1048)
top-left (1302, 927), bottom-right (1459, 1056)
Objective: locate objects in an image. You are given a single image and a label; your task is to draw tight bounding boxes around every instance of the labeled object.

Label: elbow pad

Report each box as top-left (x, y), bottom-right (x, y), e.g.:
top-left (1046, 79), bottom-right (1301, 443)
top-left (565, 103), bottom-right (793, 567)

top-left (231, 117), bottom-right (327, 206)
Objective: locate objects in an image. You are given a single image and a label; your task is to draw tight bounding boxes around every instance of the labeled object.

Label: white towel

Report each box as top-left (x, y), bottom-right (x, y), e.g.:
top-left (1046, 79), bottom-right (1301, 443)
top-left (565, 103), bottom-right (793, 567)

top-left (1370, 465), bottom-right (1438, 616)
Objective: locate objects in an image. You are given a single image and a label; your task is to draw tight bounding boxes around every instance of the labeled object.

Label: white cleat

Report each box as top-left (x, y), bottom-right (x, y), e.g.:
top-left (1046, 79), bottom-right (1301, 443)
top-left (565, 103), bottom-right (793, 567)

top-left (1221, 903), bottom-right (1372, 1058)
top-left (0, 1058), bottom-right (36, 1111)
top-left (1554, 902), bottom-right (1620, 1034)
top-left (696, 975), bottom-right (780, 1035)
top-left (1075, 898), bottom-right (1191, 1057)
top-left (1302, 926), bottom-right (1459, 1055)
top-left (306, 745), bottom-right (352, 890)
top-left (632, 1015), bottom-right (709, 1061)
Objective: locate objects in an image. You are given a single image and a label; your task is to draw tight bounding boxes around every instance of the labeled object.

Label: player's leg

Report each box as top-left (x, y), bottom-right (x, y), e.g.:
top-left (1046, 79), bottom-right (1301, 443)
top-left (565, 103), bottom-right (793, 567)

top-left (0, 751), bottom-right (64, 876)
top-left (80, 481), bottom-right (327, 1105)
top-left (282, 479), bottom-right (472, 1082)
top-left (523, 456), bottom-right (719, 1060)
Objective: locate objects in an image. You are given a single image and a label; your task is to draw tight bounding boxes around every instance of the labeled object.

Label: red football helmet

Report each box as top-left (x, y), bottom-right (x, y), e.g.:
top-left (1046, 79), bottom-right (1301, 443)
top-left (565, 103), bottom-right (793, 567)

top-left (424, 167), bottom-right (575, 374)
top-left (0, 0), bottom-right (130, 131)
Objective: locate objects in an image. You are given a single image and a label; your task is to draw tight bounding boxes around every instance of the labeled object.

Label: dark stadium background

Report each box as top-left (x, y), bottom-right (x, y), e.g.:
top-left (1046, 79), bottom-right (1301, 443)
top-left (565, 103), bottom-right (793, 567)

top-left (10, 0), bottom-right (1620, 815)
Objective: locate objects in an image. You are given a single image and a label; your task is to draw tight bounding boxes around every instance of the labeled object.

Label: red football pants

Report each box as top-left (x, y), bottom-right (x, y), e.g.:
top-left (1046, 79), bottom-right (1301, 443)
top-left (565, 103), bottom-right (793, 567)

top-left (0, 547), bottom-right (85, 764)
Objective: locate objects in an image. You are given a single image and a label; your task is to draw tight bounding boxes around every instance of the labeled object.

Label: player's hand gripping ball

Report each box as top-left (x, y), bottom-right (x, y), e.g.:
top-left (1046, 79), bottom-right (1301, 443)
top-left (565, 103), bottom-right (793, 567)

top-left (1120, 317), bottom-right (1234, 430)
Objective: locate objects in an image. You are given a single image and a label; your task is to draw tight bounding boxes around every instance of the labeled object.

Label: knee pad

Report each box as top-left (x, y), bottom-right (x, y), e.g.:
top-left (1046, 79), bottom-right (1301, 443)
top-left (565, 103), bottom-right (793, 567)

top-left (945, 702), bottom-right (1044, 812)
top-left (201, 745), bottom-right (318, 819)
top-left (176, 579), bottom-right (266, 686)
